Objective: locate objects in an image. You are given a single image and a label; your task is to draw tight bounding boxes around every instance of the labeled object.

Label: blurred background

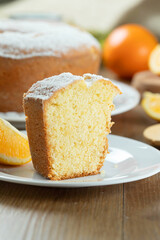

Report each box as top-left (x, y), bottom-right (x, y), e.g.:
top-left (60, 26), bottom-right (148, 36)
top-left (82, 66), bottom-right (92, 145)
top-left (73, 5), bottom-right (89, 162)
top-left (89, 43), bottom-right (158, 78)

top-left (0, 0), bottom-right (159, 129)
top-left (0, 0), bottom-right (159, 37)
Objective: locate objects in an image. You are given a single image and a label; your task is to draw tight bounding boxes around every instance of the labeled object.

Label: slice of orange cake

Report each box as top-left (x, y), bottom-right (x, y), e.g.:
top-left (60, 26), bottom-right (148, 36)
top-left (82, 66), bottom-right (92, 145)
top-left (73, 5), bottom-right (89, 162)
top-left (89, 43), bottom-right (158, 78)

top-left (23, 73), bottom-right (121, 180)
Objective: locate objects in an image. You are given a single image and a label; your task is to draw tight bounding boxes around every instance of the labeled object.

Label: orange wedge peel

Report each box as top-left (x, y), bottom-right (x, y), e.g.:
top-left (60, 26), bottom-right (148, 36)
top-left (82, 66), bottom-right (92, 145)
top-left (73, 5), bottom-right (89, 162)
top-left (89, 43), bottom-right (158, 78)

top-left (0, 117), bottom-right (31, 165)
top-left (141, 92), bottom-right (160, 121)
top-left (149, 44), bottom-right (160, 75)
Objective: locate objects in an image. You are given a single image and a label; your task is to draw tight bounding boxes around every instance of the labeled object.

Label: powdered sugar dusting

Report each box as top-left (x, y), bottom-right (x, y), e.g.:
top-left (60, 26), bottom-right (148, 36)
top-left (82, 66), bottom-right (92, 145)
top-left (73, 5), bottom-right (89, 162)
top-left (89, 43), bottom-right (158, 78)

top-left (24, 73), bottom-right (117, 100)
top-left (84, 73), bottom-right (107, 87)
top-left (0, 20), bottom-right (100, 59)
top-left (24, 73), bottom-right (83, 100)
top-left (84, 73), bottom-right (119, 89)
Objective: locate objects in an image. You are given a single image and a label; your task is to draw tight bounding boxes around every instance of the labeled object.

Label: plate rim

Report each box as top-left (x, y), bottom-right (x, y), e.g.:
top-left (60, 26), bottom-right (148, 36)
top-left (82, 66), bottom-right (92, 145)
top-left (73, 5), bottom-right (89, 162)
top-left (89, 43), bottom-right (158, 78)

top-left (111, 80), bottom-right (140, 116)
top-left (0, 135), bottom-right (159, 188)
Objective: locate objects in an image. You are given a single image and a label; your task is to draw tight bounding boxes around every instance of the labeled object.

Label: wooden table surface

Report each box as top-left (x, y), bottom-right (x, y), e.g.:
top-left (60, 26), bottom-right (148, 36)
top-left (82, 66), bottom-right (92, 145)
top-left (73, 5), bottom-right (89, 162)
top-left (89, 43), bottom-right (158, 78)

top-left (0, 70), bottom-right (160, 240)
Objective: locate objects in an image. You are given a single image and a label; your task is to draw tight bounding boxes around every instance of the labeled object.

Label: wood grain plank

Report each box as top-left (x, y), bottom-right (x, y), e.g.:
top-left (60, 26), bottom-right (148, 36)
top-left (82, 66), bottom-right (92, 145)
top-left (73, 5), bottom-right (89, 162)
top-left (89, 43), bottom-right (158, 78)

top-left (0, 182), bottom-right (123, 240)
top-left (124, 174), bottom-right (160, 240)
top-left (111, 101), bottom-right (160, 240)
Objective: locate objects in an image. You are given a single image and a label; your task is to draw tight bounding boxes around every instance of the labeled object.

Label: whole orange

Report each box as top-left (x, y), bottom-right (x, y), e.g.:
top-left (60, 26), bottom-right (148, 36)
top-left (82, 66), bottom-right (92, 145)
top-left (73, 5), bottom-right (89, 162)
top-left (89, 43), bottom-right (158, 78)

top-left (103, 24), bottom-right (158, 78)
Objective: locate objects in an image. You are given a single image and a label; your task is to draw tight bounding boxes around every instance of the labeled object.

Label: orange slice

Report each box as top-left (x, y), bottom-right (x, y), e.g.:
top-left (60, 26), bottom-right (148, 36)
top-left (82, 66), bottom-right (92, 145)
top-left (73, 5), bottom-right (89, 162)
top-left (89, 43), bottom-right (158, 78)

top-left (149, 44), bottom-right (160, 74)
top-left (143, 124), bottom-right (160, 147)
top-left (0, 117), bottom-right (31, 165)
top-left (141, 92), bottom-right (160, 121)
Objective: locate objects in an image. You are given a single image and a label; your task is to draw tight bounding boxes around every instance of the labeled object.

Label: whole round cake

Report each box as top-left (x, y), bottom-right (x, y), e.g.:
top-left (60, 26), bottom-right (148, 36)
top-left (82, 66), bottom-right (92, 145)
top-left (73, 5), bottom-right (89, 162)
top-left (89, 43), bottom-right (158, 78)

top-left (0, 20), bottom-right (101, 112)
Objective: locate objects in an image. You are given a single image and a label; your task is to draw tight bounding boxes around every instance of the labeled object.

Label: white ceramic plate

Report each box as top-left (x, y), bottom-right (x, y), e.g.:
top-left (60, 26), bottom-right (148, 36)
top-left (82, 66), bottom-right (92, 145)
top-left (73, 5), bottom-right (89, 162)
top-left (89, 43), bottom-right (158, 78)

top-left (0, 135), bottom-right (159, 188)
top-left (112, 80), bottom-right (140, 116)
top-left (0, 80), bottom-right (140, 123)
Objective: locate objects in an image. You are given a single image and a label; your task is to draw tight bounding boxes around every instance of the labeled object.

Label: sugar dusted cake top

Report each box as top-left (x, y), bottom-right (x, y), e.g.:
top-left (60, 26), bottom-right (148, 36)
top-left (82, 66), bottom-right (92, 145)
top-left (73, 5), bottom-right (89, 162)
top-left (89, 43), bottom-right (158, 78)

top-left (24, 73), bottom-right (115, 100)
top-left (0, 20), bottom-right (100, 59)
top-left (24, 73), bottom-right (83, 100)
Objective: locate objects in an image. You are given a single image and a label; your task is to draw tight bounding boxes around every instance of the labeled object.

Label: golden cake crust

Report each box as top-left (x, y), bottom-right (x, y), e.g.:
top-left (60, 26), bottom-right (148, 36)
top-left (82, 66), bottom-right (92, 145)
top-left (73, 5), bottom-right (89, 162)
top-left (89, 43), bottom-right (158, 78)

top-left (0, 20), bottom-right (101, 112)
top-left (0, 50), bottom-right (100, 112)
